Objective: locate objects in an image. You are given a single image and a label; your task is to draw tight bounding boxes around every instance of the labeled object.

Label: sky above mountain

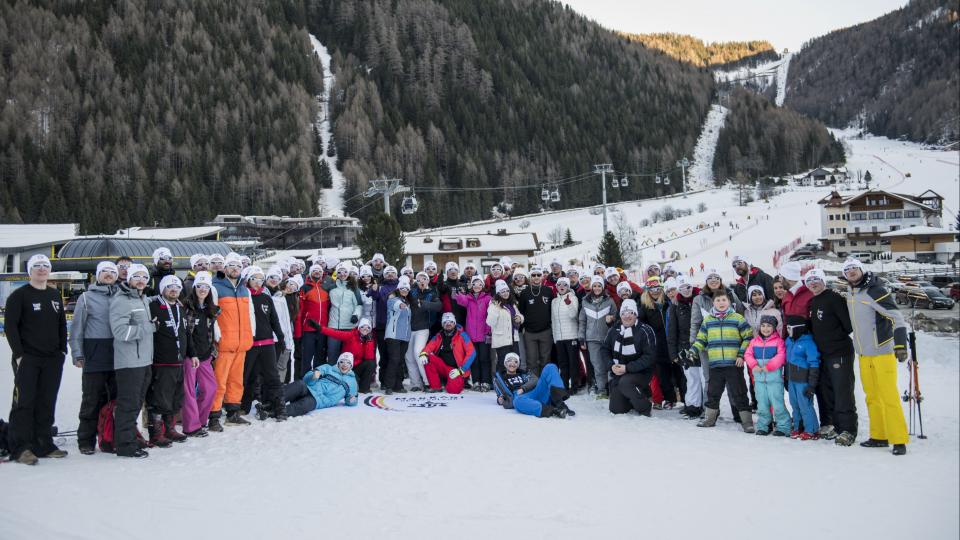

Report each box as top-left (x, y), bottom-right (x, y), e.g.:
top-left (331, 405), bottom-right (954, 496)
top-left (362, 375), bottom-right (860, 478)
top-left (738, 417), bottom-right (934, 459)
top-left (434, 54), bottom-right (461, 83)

top-left (562, 0), bottom-right (910, 52)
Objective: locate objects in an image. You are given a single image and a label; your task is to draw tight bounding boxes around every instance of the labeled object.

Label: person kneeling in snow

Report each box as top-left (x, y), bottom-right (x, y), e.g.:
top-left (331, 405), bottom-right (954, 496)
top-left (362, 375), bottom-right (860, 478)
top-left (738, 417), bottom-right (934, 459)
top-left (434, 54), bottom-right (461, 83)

top-left (280, 352), bottom-right (359, 417)
top-left (604, 299), bottom-right (658, 416)
top-left (493, 353), bottom-right (574, 418)
top-left (418, 313), bottom-right (476, 394)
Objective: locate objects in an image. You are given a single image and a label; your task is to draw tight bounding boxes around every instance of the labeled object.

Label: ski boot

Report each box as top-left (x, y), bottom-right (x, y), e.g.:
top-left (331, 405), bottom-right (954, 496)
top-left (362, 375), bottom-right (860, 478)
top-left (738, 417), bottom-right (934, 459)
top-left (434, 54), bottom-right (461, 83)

top-left (206, 411), bottom-right (224, 433)
top-left (697, 408), bottom-right (719, 428)
top-left (798, 431), bottom-right (820, 441)
top-left (163, 415), bottom-right (187, 443)
top-left (818, 424), bottom-right (837, 440)
top-left (892, 444), bottom-right (907, 456)
top-left (834, 432), bottom-right (855, 446)
top-left (148, 415), bottom-right (172, 448)
top-left (860, 438), bottom-right (889, 448)
top-left (225, 410), bottom-right (251, 426)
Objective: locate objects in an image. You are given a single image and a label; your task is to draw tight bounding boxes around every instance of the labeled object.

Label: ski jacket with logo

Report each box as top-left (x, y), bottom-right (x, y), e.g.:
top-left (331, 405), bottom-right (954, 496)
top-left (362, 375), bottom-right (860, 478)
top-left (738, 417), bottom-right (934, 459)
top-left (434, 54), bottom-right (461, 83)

top-left (550, 290), bottom-right (580, 342)
top-left (212, 273), bottom-right (254, 353)
top-left (422, 326), bottom-right (477, 376)
top-left (578, 293), bottom-right (616, 343)
top-left (149, 297), bottom-right (189, 364)
top-left (248, 286), bottom-right (284, 345)
top-left (519, 284), bottom-right (554, 333)
top-left (809, 288), bottom-right (854, 359)
top-left (70, 283), bottom-right (117, 372)
top-left (846, 272), bottom-right (907, 357)
top-left (109, 284), bottom-right (155, 370)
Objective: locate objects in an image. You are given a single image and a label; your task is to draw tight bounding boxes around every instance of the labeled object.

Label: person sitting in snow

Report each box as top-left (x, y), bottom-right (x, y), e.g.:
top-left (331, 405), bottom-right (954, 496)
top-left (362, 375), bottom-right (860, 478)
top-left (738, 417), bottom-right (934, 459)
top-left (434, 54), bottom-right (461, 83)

top-left (493, 353), bottom-right (573, 418)
top-left (280, 352), bottom-right (359, 417)
top-left (418, 313), bottom-right (477, 394)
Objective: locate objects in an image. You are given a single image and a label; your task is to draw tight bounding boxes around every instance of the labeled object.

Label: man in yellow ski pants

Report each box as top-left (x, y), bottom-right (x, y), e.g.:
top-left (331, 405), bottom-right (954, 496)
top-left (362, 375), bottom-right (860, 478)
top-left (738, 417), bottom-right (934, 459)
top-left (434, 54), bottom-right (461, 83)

top-left (842, 259), bottom-right (909, 456)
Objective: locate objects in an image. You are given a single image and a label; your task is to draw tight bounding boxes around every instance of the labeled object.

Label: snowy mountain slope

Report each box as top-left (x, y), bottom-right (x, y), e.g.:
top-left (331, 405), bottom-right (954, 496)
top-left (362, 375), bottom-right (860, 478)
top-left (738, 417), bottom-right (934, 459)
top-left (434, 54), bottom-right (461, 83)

top-left (774, 52), bottom-right (793, 106)
top-left (714, 52), bottom-right (792, 106)
top-left (309, 33), bottom-right (347, 217)
top-left (1, 334), bottom-right (955, 539)
top-left (685, 104), bottom-right (728, 191)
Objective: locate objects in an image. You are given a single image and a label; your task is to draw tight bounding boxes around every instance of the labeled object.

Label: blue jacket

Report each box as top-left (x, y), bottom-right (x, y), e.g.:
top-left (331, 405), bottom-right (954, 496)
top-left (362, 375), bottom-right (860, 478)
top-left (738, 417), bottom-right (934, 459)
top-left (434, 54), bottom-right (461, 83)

top-left (303, 364), bottom-right (359, 409)
top-left (385, 295), bottom-right (413, 342)
top-left (368, 279), bottom-right (398, 328)
top-left (786, 333), bottom-right (820, 370)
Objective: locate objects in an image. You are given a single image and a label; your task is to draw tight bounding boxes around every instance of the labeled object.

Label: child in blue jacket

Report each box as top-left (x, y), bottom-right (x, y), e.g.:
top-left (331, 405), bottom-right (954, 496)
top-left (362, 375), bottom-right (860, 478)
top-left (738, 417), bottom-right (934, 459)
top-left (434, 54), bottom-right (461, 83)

top-left (785, 317), bottom-right (821, 440)
top-left (281, 352), bottom-right (359, 417)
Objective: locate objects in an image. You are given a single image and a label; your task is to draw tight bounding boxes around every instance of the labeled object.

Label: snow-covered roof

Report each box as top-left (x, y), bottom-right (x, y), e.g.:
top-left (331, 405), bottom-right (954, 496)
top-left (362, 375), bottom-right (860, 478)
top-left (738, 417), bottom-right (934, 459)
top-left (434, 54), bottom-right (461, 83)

top-left (403, 232), bottom-right (538, 255)
top-left (256, 246), bottom-right (362, 265)
top-left (880, 226), bottom-right (956, 238)
top-left (111, 226), bottom-right (224, 240)
top-left (0, 223), bottom-right (79, 249)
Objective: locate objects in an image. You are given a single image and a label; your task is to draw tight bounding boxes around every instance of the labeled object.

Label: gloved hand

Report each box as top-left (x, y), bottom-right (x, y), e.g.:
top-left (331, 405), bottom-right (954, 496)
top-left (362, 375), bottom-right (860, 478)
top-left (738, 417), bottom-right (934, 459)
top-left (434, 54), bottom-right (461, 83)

top-left (418, 353), bottom-right (429, 366)
top-left (307, 319), bottom-right (321, 331)
top-left (803, 385), bottom-right (816, 399)
top-left (895, 348), bottom-right (908, 362)
top-left (350, 315), bottom-right (359, 324)
top-left (73, 357), bottom-right (85, 369)
top-left (448, 368), bottom-right (463, 380)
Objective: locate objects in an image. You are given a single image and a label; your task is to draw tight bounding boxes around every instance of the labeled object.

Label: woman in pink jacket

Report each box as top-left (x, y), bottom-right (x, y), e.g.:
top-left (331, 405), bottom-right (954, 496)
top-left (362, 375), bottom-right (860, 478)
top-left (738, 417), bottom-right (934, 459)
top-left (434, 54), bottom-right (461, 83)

top-left (455, 275), bottom-right (493, 391)
top-left (744, 314), bottom-right (792, 436)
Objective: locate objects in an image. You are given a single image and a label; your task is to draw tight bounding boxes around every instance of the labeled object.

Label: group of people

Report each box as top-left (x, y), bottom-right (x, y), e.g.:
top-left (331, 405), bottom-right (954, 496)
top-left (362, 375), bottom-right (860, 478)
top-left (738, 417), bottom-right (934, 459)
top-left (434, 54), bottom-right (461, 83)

top-left (3, 244), bottom-right (913, 464)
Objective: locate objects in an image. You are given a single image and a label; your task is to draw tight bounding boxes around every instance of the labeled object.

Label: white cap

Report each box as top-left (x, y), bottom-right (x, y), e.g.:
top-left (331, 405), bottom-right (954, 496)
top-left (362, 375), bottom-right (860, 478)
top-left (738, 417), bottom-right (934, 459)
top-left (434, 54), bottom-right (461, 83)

top-left (705, 268), bottom-right (721, 280)
top-left (209, 253), bottom-right (225, 263)
top-left (470, 275), bottom-right (485, 286)
top-left (616, 281), bottom-right (633, 295)
top-left (503, 352), bottom-right (521, 368)
top-left (346, 264), bottom-right (358, 276)
top-left (604, 267), bottom-right (619, 280)
top-left (663, 263), bottom-right (677, 274)
top-left (590, 275), bottom-right (605, 287)
top-left (490, 261), bottom-right (504, 271)
top-left (398, 276), bottom-right (412, 290)
top-left (127, 264), bottom-right (149, 283)
top-left (663, 277), bottom-right (678, 290)
top-left (495, 279), bottom-right (510, 294)
top-left (336, 352), bottom-right (355, 368)
top-left (371, 253), bottom-right (385, 263)
top-left (565, 266), bottom-right (580, 275)
top-left (224, 252), bottom-right (242, 266)
top-left (415, 271), bottom-right (429, 281)
top-left (289, 274), bottom-right (304, 291)
top-left (529, 266), bottom-right (543, 275)
top-left (445, 261), bottom-right (459, 273)
top-left (96, 261), bottom-right (118, 278)
top-left (731, 254), bottom-right (748, 265)
top-left (747, 284), bottom-right (766, 300)
top-left (550, 258), bottom-right (562, 267)
top-left (675, 275), bottom-right (690, 287)
top-left (620, 298), bottom-right (639, 316)
top-left (463, 262), bottom-right (477, 271)
top-left (309, 264), bottom-right (322, 274)
top-left (512, 267), bottom-right (527, 279)
top-left (357, 317), bottom-right (372, 330)
top-left (190, 254), bottom-right (209, 267)
top-left (804, 268), bottom-right (827, 284)
top-left (324, 256), bottom-right (340, 269)
top-left (593, 263), bottom-right (606, 272)
top-left (441, 312), bottom-right (457, 326)
top-left (152, 247), bottom-right (173, 265)
top-left (158, 274), bottom-right (182, 292)
top-left (842, 259), bottom-right (864, 273)
top-left (400, 266), bottom-right (414, 276)
top-left (646, 262), bottom-right (661, 273)
top-left (266, 266), bottom-right (283, 280)
top-left (193, 271), bottom-right (213, 288)
top-left (556, 277), bottom-right (571, 287)
top-left (424, 261), bottom-right (438, 271)
top-left (384, 265), bottom-right (398, 277)
top-left (499, 256), bottom-right (513, 267)
top-left (244, 266), bottom-right (265, 281)
top-left (240, 255), bottom-right (251, 264)
top-left (359, 265), bottom-right (373, 278)
top-left (780, 261), bottom-right (802, 282)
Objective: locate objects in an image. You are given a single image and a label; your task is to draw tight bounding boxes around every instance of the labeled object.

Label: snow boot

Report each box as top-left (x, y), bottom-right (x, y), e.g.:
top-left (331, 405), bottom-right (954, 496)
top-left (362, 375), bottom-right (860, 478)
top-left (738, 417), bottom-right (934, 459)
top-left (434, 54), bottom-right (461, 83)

top-left (206, 411), bottom-right (223, 433)
top-left (892, 444), bottom-right (907, 456)
top-left (255, 402), bottom-right (272, 421)
top-left (686, 406), bottom-right (703, 419)
top-left (756, 429), bottom-right (770, 436)
top-left (16, 449), bottom-right (39, 465)
top-left (40, 447), bottom-right (68, 458)
top-left (184, 428), bottom-right (209, 438)
top-left (818, 424), bottom-right (837, 440)
top-left (860, 438), bottom-right (889, 448)
top-left (697, 408), bottom-right (719, 428)
top-left (550, 387), bottom-right (575, 416)
top-left (739, 410), bottom-right (755, 434)
top-left (163, 415), bottom-right (187, 443)
top-left (425, 387), bottom-right (442, 394)
top-left (148, 415), bottom-right (172, 448)
top-left (273, 399), bottom-right (288, 422)
top-left (798, 432), bottom-right (820, 441)
top-left (225, 410), bottom-right (250, 427)
top-left (118, 448), bottom-right (149, 459)
top-left (835, 432), bottom-right (855, 446)
top-left (771, 430), bottom-right (787, 437)
top-left (79, 443), bottom-right (96, 455)
top-left (539, 404), bottom-right (567, 419)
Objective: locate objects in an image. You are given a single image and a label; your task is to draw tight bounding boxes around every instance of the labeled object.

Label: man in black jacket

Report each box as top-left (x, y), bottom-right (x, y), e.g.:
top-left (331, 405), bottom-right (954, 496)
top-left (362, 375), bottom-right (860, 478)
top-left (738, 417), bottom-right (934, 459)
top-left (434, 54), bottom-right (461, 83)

top-left (805, 269), bottom-right (858, 446)
top-left (147, 247), bottom-right (176, 297)
top-left (147, 275), bottom-right (190, 448)
top-left (241, 266), bottom-right (286, 422)
top-left (604, 299), bottom-right (657, 416)
top-left (731, 255), bottom-right (775, 304)
top-left (519, 267), bottom-right (554, 375)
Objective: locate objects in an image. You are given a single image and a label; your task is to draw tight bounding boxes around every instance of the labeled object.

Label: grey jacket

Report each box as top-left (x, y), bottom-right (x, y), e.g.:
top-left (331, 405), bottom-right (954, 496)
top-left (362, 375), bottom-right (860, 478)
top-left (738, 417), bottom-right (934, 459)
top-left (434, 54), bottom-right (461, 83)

top-left (110, 283), bottom-right (155, 370)
top-left (846, 272), bottom-right (908, 357)
top-left (578, 293), bottom-right (616, 342)
top-left (70, 283), bottom-right (117, 372)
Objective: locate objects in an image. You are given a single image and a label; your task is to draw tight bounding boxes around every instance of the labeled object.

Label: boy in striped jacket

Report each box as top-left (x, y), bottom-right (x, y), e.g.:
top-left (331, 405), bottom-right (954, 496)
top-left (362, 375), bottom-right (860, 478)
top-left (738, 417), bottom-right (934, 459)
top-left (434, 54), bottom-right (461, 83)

top-left (690, 291), bottom-right (755, 432)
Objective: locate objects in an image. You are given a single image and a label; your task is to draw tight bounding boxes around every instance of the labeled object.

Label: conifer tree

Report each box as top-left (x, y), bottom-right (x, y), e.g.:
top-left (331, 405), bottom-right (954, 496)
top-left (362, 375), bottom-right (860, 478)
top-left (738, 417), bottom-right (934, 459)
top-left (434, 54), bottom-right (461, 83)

top-left (356, 212), bottom-right (406, 267)
top-left (563, 228), bottom-right (574, 246)
top-left (597, 231), bottom-right (625, 269)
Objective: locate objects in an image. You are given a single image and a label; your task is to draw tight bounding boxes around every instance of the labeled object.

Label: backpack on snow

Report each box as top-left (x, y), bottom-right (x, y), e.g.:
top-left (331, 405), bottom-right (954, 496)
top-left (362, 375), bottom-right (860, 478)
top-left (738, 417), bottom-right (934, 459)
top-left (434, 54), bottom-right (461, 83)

top-left (97, 400), bottom-right (117, 453)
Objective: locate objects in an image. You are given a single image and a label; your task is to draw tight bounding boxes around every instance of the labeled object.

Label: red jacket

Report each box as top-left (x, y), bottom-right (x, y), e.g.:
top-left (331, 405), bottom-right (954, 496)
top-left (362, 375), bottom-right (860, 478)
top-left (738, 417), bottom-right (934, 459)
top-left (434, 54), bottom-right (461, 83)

top-left (299, 279), bottom-right (330, 333)
top-left (605, 272), bottom-right (642, 308)
top-left (429, 273), bottom-right (453, 313)
top-left (320, 326), bottom-right (376, 364)
top-left (782, 283), bottom-right (813, 321)
top-left (422, 327), bottom-right (477, 377)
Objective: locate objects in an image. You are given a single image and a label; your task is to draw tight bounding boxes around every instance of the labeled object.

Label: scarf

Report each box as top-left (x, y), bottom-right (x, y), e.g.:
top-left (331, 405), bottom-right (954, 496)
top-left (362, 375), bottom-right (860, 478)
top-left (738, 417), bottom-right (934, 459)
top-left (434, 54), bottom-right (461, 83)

top-left (612, 324), bottom-right (637, 363)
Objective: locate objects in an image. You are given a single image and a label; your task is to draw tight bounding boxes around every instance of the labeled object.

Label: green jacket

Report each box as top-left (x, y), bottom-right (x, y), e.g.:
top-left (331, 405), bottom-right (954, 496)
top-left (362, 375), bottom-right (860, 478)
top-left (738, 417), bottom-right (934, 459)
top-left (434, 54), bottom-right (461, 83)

top-left (691, 308), bottom-right (752, 367)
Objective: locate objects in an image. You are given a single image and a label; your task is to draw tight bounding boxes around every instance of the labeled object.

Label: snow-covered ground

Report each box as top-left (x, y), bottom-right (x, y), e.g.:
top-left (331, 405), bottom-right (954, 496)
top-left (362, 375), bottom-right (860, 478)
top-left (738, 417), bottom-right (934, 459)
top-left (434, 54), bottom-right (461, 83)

top-left (1, 334), bottom-right (956, 539)
top-left (686, 104), bottom-right (728, 191)
top-left (713, 52), bottom-right (792, 107)
top-left (774, 52), bottom-right (793, 106)
top-left (309, 33), bottom-right (347, 217)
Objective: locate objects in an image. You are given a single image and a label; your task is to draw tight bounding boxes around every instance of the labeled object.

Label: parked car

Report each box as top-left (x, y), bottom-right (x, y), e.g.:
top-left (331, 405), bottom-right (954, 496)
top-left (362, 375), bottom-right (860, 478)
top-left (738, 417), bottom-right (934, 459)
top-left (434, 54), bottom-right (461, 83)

top-left (849, 251), bottom-right (874, 263)
top-left (930, 275), bottom-right (959, 288)
top-left (896, 284), bottom-right (955, 309)
top-left (789, 250), bottom-right (815, 261)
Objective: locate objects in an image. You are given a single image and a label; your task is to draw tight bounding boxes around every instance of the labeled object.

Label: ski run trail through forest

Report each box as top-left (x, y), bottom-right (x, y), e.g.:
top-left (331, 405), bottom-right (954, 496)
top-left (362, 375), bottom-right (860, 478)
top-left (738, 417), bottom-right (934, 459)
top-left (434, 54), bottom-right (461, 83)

top-left (310, 33), bottom-right (346, 217)
top-left (1, 131), bottom-right (958, 539)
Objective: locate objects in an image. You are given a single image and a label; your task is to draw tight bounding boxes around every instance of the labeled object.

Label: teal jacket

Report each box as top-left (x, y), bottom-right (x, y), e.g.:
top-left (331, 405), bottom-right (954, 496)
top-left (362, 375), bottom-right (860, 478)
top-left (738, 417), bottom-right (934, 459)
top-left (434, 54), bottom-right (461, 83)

top-left (303, 364), bottom-right (359, 409)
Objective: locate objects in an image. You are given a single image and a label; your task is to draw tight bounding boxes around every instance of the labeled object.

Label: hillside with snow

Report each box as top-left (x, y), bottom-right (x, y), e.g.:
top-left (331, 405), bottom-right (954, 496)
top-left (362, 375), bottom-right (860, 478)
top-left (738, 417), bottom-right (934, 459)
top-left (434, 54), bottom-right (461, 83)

top-left (310, 34), bottom-right (347, 217)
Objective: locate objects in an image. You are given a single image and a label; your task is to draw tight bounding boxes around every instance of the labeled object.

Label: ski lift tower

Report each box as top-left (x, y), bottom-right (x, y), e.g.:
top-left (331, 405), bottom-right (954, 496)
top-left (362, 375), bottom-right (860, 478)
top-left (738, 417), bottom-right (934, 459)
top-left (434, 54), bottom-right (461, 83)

top-left (593, 163), bottom-right (613, 235)
top-left (676, 157), bottom-right (690, 197)
top-left (364, 178), bottom-right (410, 217)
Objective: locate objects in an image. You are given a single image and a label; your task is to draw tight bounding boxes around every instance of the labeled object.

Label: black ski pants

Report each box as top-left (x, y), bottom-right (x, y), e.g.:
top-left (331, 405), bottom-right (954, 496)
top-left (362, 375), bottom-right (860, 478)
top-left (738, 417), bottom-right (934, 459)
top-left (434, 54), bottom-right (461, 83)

top-left (554, 339), bottom-right (580, 390)
top-left (471, 341), bottom-right (492, 386)
top-left (282, 380), bottom-right (318, 417)
top-left (353, 360), bottom-right (375, 393)
top-left (384, 339), bottom-right (409, 391)
top-left (376, 329), bottom-right (390, 385)
top-left (145, 364), bottom-right (184, 416)
top-left (241, 345), bottom-right (281, 412)
top-left (7, 354), bottom-right (64, 458)
top-left (705, 365), bottom-right (750, 412)
top-left (609, 372), bottom-right (653, 415)
top-left (114, 365), bottom-right (151, 456)
top-left (816, 355), bottom-right (858, 436)
top-left (78, 370), bottom-right (116, 447)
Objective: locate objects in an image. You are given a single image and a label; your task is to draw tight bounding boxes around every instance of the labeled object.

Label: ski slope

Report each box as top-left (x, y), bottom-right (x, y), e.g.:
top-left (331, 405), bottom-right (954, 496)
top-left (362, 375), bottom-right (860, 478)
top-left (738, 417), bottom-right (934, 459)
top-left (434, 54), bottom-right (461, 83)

top-left (309, 33), bottom-right (347, 217)
top-left (714, 52), bottom-right (792, 107)
top-left (774, 52), bottom-right (793, 106)
top-left (685, 104), bottom-right (728, 191)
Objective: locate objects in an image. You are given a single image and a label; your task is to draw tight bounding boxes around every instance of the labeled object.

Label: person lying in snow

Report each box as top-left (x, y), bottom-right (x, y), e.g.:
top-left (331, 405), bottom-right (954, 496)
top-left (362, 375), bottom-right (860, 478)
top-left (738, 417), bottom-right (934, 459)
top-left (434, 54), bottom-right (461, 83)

top-left (493, 353), bottom-right (573, 419)
top-left (279, 352), bottom-right (359, 417)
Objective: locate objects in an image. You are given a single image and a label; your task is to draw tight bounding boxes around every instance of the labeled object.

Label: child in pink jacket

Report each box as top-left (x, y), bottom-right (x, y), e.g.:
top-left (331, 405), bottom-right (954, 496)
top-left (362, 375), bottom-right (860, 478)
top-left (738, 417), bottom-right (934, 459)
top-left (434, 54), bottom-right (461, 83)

top-left (744, 315), bottom-right (792, 436)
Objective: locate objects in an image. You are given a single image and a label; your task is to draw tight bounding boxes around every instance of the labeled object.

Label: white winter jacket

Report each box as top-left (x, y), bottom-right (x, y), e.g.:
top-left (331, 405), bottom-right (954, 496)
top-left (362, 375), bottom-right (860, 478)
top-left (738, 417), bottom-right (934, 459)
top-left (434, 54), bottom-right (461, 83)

top-left (551, 291), bottom-right (580, 342)
top-left (486, 300), bottom-right (522, 349)
top-left (272, 291), bottom-right (294, 352)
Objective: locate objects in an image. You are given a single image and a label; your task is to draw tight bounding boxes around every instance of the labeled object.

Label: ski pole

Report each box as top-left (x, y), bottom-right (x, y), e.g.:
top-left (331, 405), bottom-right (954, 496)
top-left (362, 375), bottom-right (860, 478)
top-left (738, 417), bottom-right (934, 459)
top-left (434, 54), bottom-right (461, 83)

top-left (908, 331), bottom-right (926, 439)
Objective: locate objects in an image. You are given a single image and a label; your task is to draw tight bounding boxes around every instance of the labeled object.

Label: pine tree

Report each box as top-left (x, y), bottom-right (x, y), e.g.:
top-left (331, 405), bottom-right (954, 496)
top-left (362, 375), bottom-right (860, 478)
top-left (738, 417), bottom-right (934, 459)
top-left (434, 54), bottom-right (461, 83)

top-left (356, 212), bottom-right (406, 267)
top-left (597, 231), bottom-right (625, 269)
top-left (563, 228), bottom-right (574, 246)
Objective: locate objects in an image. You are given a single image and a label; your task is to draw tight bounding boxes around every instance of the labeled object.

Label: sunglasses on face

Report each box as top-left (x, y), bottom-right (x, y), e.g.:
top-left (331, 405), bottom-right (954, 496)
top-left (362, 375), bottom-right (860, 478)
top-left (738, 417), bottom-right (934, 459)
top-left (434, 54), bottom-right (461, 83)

top-left (529, 273), bottom-right (542, 277)
top-left (130, 274), bottom-right (149, 281)
top-left (158, 256), bottom-right (173, 262)
top-left (195, 284), bottom-right (210, 290)
top-left (31, 262), bottom-right (52, 269)
top-left (707, 276), bottom-right (720, 281)
top-left (647, 286), bottom-right (662, 292)
top-left (100, 269), bottom-right (118, 275)
top-left (226, 263), bottom-right (241, 269)
top-left (117, 263), bottom-right (131, 269)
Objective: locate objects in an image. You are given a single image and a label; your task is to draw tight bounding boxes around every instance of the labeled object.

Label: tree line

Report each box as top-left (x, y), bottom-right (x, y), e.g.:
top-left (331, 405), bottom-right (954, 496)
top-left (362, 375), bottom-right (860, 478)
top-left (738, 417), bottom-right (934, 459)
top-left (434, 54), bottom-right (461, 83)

top-left (623, 32), bottom-right (778, 69)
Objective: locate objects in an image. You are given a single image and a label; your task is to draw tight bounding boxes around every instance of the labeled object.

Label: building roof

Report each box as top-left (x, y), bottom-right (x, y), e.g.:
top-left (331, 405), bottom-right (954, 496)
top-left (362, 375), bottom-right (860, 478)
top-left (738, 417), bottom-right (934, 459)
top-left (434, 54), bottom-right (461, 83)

top-left (402, 232), bottom-right (539, 255)
top-left (0, 223), bottom-right (79, 250)
top-left (817, 189), bottom-right (938, 212)
top-left (880, 226), bottom-right (957, 238)
top-left (111, 226), bottom-right (224, 240)
top-left (255, 247), bottom-right (362, 266)
top-left (54, 238), bottom-right (231, 272)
